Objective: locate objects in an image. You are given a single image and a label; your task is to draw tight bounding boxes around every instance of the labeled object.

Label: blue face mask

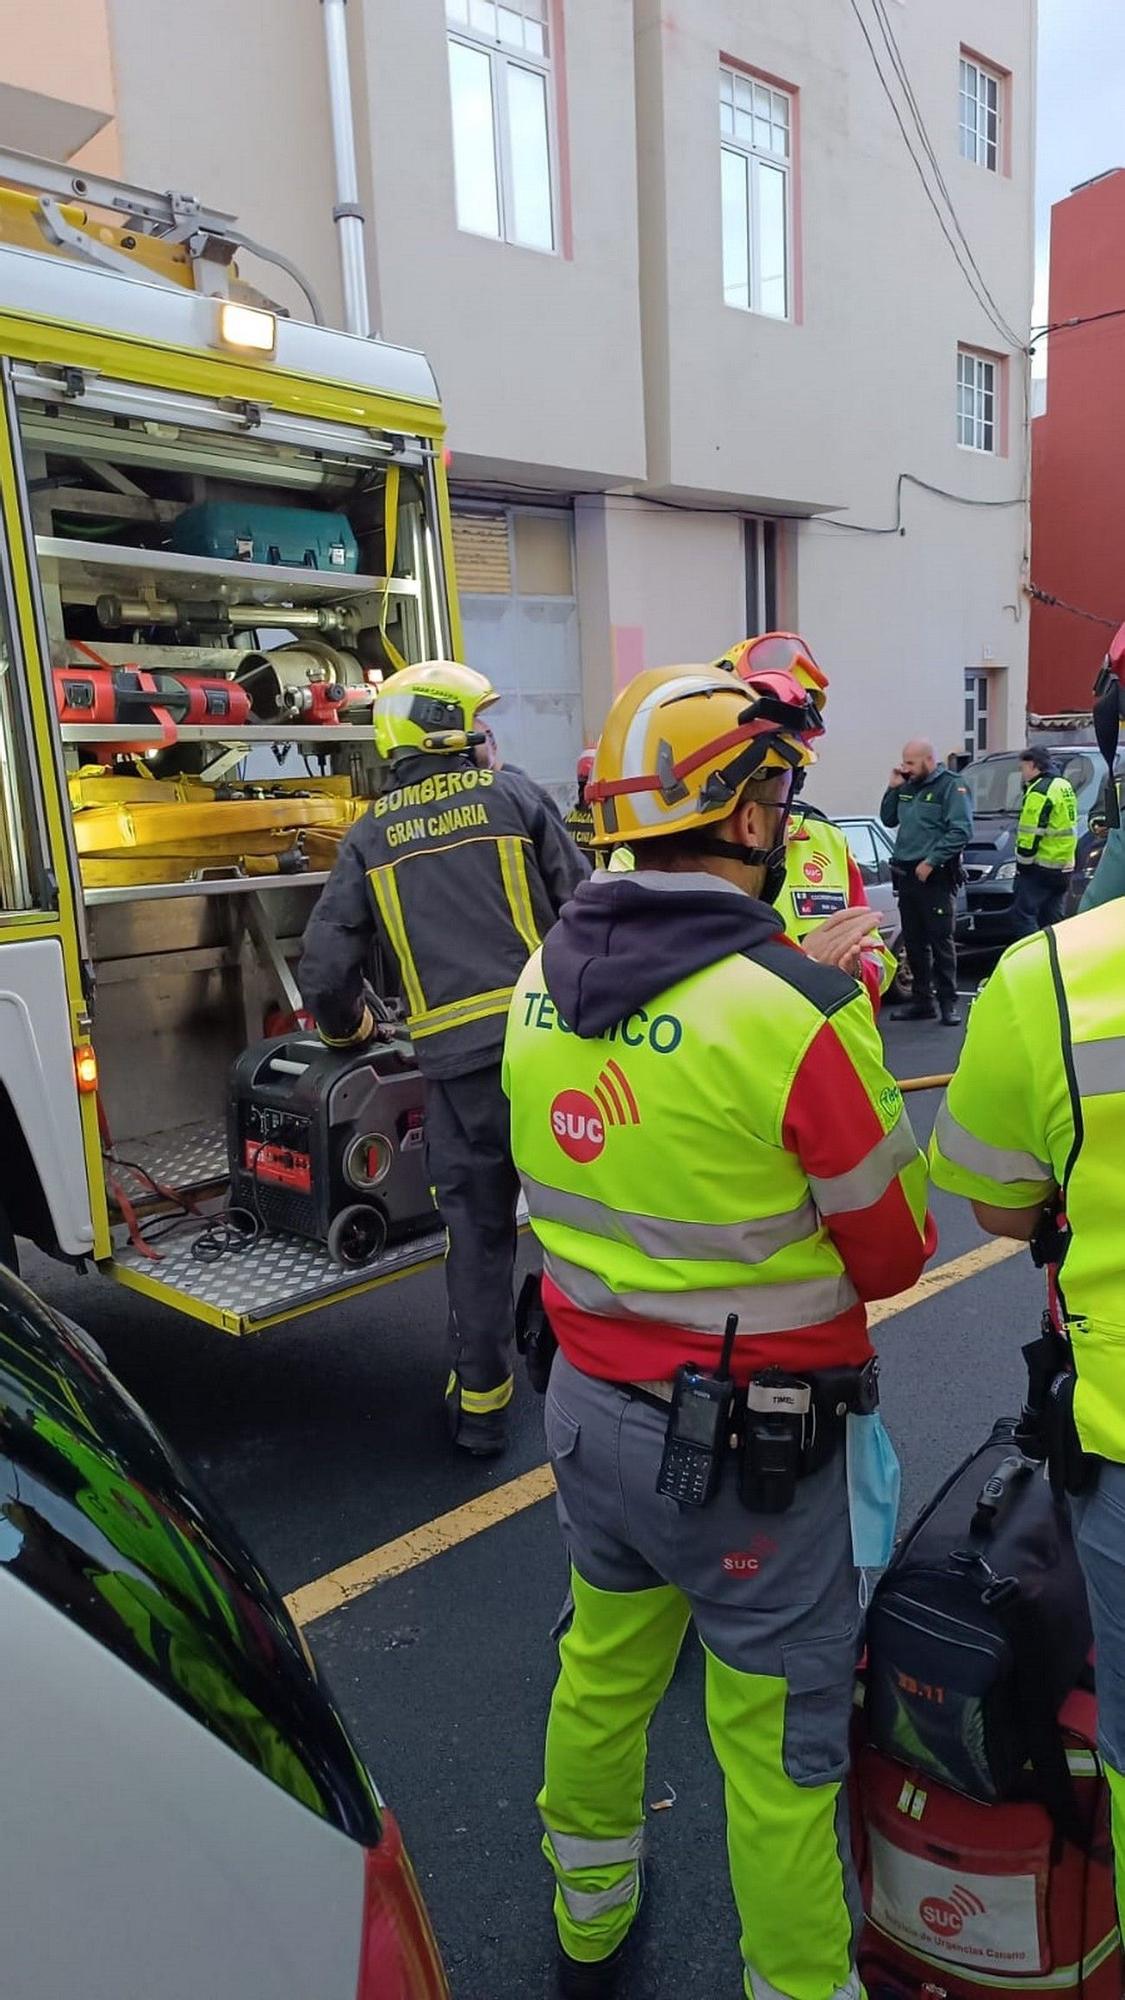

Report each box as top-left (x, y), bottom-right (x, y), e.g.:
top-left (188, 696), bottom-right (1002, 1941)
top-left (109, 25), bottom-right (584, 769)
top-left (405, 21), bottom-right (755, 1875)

top-left (846, 1410), bottom-right (901, 1589)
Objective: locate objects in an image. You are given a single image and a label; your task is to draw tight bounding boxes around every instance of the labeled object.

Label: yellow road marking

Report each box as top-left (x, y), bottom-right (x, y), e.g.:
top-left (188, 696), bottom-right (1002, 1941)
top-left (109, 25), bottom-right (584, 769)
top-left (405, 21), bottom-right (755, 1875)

top-left (286, 1235), bottom-right (1029, 1629)
top-left (287, 1463), bottom-right (557, 1628)
top-left (869, 1234), bottom-right (1024, 1325)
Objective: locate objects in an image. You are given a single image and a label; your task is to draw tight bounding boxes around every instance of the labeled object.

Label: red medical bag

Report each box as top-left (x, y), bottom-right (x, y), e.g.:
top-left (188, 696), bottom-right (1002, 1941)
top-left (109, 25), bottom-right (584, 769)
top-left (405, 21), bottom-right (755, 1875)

top-left (852, 1687), bottom-right (1121, 1999)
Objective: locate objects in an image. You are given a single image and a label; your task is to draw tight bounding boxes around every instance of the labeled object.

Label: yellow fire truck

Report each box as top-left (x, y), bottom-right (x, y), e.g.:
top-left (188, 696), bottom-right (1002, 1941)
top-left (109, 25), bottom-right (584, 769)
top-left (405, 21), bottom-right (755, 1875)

top-left (0, 149), bottom-right (463, 1335)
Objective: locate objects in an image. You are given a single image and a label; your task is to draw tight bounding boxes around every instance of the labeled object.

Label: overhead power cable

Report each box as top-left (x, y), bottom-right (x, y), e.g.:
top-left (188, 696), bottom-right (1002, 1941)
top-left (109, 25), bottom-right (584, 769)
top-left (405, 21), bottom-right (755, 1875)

top-left (1031, 306), bottom-right (1125, 342)
top-left (846, 0), bottom-right (1025, 353)
top-left (867, 0), bottom-right (1025, 348)
top-left (1027, 583), bottom-right (1121, 630)
top-left (810, 471), bottom-right (1026, 535)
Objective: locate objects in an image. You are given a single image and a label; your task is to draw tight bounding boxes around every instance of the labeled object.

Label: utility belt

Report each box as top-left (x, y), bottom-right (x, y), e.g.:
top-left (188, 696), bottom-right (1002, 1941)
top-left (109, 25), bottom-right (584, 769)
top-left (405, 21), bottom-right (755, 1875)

top-left (627, 1357), bottom-right (878, 1514)
top-left (516, 1275), bottom-right (878, 1517)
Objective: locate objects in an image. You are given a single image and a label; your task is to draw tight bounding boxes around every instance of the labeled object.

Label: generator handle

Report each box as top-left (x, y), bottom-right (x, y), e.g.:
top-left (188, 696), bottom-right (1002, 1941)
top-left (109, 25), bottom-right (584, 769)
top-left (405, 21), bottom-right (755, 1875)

top-left (267, 1057), bottom-right (310, 1077)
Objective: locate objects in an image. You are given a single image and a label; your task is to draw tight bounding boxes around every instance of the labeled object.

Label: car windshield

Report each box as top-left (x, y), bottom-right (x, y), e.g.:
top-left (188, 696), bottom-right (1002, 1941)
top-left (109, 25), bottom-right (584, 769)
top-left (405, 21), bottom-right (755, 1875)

top-left (962, 753), bottom-right (1097, 814)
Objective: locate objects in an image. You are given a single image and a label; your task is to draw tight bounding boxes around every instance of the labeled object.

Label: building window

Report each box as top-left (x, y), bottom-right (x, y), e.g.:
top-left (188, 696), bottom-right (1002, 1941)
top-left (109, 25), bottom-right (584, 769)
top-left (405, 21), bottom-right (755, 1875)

top-left (447, 0), bottom-right (555, 253)
top-left (964, 671), bottom-right (989, 757)
top-left (744, 519), bottom-right (779, 634)
top-left (957, 347), bottom-right (997, 453)
top-left (720, 66), bottom-right (792, 319)
top-left (959, 54), bottom-right (1001, 171)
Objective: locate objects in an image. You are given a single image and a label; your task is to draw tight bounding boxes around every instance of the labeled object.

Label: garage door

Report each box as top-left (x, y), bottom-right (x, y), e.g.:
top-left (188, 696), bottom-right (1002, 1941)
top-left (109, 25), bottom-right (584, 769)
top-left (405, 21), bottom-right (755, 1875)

top-left (452, 505), bottom-right (582, 813)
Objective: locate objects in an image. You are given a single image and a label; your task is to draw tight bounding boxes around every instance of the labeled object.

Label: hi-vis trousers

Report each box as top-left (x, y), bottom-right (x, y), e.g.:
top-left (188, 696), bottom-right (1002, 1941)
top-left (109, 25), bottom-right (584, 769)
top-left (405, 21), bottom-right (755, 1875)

top-left (540, 1352), bottom-right (863, 2000)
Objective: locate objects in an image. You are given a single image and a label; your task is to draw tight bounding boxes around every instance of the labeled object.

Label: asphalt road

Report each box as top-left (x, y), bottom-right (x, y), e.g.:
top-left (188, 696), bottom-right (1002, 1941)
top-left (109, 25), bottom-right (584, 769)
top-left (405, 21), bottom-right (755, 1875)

top-left (23, 989), bottom-right (1046, 2000)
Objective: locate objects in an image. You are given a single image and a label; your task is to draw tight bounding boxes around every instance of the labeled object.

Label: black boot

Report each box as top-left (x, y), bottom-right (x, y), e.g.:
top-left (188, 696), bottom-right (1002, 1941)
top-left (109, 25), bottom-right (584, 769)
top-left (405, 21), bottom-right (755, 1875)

top-left (891, 996), bottom-right (937, 1021)
top-left (554, 1865), bottom-right (645, 1998)
top-left (555, 1938), bottom-right (629, 1999)
top-left (444, 1373), bottom-right (510, 1457)
top-left (940, 1004), bottom-right (963, 1027)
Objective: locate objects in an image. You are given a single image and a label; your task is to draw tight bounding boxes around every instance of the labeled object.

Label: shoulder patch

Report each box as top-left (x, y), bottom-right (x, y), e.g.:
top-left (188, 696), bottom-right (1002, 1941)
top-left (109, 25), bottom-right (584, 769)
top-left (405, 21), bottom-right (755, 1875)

top-left (742, 940), bottom-right (857, 1019)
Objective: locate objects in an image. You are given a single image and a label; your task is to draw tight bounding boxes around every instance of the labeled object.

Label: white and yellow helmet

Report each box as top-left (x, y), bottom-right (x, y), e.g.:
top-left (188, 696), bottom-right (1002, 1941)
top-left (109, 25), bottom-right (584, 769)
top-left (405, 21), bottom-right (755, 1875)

top-left (372, 661), bottom-right (497, 759)
top-left (587, 665), bottom-right (818, 849)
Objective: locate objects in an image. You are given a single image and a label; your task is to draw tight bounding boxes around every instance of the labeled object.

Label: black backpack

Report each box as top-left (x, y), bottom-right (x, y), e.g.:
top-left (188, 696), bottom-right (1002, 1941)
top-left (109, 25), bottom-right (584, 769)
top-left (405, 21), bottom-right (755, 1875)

top-left (865, 1420), bottom-right (1092, 1829)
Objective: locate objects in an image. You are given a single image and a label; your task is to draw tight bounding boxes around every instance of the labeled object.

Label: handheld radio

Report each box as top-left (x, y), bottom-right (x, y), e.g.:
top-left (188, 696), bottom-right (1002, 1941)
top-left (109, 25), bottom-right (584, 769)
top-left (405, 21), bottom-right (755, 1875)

top-left (656, 1314), bottom-right (738, 1507)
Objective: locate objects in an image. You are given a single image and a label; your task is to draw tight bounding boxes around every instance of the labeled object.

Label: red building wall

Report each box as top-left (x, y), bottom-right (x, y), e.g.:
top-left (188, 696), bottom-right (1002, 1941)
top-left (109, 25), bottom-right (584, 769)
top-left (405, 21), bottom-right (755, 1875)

top-left (1030, 168), bottom-right (1125, 715)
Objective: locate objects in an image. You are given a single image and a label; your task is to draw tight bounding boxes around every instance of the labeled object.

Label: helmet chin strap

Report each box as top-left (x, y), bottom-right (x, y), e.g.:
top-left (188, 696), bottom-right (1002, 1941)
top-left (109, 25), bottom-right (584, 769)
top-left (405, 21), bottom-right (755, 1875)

top-left (688, 799), bottom-right (794, 903)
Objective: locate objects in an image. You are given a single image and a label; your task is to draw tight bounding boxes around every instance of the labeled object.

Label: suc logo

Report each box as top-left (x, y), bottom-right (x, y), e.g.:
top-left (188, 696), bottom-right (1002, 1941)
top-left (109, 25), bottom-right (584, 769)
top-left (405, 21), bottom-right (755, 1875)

top-left (550, 1062), bottom-right (640, 1164)
top-left (919, 1886), bottom-right (985, 1940)
top-left (550, 1090), bottom-right (605, 1163)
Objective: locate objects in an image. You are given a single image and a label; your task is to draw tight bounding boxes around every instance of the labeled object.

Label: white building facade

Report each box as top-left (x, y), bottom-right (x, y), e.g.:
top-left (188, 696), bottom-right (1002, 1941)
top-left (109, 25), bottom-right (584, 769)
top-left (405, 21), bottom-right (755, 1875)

top-left (4, 0), bottom-right (1037, 810)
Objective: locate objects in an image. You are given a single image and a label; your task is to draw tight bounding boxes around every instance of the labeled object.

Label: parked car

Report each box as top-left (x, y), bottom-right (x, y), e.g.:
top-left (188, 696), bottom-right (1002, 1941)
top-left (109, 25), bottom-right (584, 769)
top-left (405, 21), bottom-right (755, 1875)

top-left (834, 813), bottom-right (968, 1001)
top-left (0, 1263), bottom-right (449, 2000)
top-left (957, 747), bottom-right (1124, 945)
top-left (1067, 774), bottom-right (1125, 911)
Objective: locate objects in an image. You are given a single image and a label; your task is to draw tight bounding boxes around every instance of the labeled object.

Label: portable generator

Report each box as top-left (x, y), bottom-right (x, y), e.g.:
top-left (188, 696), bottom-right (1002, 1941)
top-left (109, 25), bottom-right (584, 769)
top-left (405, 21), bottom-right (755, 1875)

top-left (227, 1034), bottom-right (436, 1268)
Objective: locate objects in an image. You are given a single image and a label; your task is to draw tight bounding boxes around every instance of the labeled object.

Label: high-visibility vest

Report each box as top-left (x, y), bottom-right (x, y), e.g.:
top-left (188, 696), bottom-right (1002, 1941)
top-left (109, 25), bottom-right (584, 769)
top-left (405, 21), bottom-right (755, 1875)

top-left (931, 900), bottom-right (1125, 1460)
top-left (783, 817), bottom-right (896, 995)
top-left (1016, 774), bottom-right (1078, 872)
top-left (503, 940), bottom-right (916, 1351)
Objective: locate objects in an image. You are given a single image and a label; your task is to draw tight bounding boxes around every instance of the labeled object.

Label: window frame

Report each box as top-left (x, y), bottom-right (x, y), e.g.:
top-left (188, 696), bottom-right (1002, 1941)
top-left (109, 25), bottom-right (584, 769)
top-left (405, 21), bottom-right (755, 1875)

top-left (964, 671), bottom-right (990, 758)
top-left (719, 63), bottom-right (794, 321)
top-left (447, 0), bottom-right (559, 256)
top-left (744, 518), bottom-right (779, 635)
top-left (959, 52), bottom-right (1003, 173)
top-left (957, 346), bottom-right (999, 455)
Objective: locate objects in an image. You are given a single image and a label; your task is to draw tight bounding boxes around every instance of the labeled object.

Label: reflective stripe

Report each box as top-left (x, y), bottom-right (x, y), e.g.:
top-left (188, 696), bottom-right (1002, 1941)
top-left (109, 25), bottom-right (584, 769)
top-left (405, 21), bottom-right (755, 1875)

top-left (865, 1917), bottom-right (1120, 1991)
top-left (560, 1872), bottom-right (638, 1923)
top-left (747, 1967), bottom-right (861, 2000)
top-left (369, 865), bottom-right (427, 1016)
top-left (808, 1112), bottom-right (920, 1217)
top-left (1066, 1748), bottom-right (1100, 1775)
top-left (411, 985), bottom-right (515, 1039)
top-left (933, 1101), bottom-right (1052, 1184)
top-left (446, 1372), bottom-right (514, 1414)
top-left (521, 1174), bottom-right (819, 1264)
top-left (544, 1825), bottom-right (644, 1872)
top-left (1074, 1036), bottom-right (1125, 1099)
top-left (545, 1252), bottom-right (858, 1334)
top-left (497, 835), bottom-right (541, 957)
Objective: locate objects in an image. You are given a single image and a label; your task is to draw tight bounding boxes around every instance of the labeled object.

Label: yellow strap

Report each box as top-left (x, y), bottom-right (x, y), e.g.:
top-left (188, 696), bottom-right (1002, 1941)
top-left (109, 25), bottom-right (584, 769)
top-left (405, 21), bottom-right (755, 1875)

top-left (410, 985), bottom-right (514, 1039)
top-left (319, 1005), bottom-right (374, 1049)
top-left (369, 864), bottom-right (427, 1016)
top-left (379, 466), bottom-right (409, 673)
top-left (497, 835), bottom-right (541, 956)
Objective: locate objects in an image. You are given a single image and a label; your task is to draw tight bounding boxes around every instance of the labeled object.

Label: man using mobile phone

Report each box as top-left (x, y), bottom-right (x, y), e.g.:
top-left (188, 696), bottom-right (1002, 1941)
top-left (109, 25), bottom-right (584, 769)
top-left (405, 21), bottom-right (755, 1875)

top-left (880, 739), bottom-right (973, 1026)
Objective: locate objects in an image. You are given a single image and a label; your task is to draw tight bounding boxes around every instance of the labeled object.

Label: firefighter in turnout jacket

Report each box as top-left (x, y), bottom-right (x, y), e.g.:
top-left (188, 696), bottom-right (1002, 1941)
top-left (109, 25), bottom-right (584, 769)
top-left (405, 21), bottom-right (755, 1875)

top-left (930, 894), bottom-right (1125, 1929)
top-left (564, 748), bottom-right (597, 856)
top-left (503, 664), bottom-right (933, 1998)
top-left (1012, 745), bottom-right (1078, 936)
top-left (300, 661), bottom-right (589, 1455)
top-left (720, 635), bottom-right (897, 1008)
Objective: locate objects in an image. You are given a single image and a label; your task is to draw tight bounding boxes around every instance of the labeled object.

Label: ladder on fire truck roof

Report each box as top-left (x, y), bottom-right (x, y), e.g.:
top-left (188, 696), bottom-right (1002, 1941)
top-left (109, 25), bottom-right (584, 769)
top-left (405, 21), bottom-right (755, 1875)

top-left (0, 146), bottom-right (324, 324)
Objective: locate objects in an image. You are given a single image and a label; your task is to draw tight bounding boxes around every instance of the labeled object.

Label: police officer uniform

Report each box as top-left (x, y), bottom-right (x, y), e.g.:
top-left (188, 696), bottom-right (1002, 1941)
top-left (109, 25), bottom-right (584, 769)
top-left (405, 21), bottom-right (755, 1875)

top-left (879, 762), bottom-right (972, 1022)
top-left (299, 661), bottom-right (588, 1454)
top-left (504, 664), bottom-right (932, 1997)
top-left (930, 896), bottom-right (1125, 1930)
top-left (1012, 749), bottom-right (1078, 936)
top-left (564, 749), bottom-right (597, 856)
